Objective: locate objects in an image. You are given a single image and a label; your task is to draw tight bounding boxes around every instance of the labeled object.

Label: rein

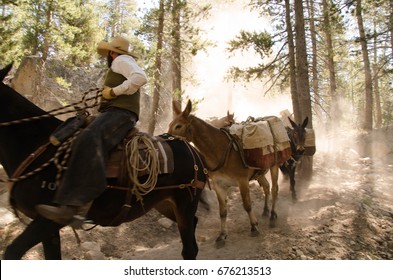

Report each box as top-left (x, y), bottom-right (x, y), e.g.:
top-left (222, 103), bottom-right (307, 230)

top-left (5, 131), bottom-right (81, 193)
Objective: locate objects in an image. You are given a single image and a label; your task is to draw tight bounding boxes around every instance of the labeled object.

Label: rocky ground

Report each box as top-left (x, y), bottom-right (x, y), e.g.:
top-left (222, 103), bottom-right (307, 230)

top-left (1, 139), bottom-right (393, 260)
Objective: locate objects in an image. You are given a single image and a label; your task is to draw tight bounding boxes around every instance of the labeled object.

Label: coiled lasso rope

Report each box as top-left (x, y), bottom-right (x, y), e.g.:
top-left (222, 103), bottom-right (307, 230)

top-left (125, 134), bottom-right (160, 202)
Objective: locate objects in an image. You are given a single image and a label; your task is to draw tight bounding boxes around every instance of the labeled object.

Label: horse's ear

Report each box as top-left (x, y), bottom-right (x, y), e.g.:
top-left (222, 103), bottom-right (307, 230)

top-left (172, 100), bottom-right (182, 116)
top-left (302, 117), bottom-right (309, 128)
top-left (183, 99), bottom-right (192, 117)
top-left (0, 63), bottom-right (13, 82)
top-left (227, 111), bottom-right (234, 123)
top-left (288, 117), bottom-right (297, 128)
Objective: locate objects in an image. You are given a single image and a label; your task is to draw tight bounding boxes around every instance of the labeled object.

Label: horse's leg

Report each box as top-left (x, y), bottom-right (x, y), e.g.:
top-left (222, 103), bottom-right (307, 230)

top-left (174, 200), bottom-right (199, 260)
top-left (42, 229), bottom-right (62, 259)
top-left (257, 175), bottom-right (270, 217)
top-left (178, 215), bottom-right (199, 260)
top-left (269, 165), bottom-right (280, 221)
top-left (289, 164), bottom-right (297, 202)
top-left (212, 182), bottom-right (229, 247)
top-left (4, 217), bottom-right (62, 260)
top-left (238, 180), bottom-right (259, 237)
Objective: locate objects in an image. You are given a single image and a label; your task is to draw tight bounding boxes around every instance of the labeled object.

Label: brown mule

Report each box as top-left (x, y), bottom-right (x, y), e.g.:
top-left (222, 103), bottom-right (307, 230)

top-left (168, 100), bottom-right (282, 247)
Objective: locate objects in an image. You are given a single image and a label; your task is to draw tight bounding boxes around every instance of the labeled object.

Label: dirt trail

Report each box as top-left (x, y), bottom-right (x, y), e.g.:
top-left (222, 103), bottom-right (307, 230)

top-left (1, 148), bottom-right (393, 260)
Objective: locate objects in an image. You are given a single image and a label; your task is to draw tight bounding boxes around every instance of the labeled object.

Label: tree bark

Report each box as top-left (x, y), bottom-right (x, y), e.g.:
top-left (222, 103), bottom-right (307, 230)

top-left (356, 0), bottom-right (373, 131)
top-left (322, 0), bottom-right (339, 123)
top-left (171, 0), bottom-right (182, 113)
top-left (373, 10), bottom-right (382, 128)
top-left (285, 0), bottom-right (300, 123)
top-left (294, 0), bottom-right (313, 128)
top-left (42, 1), bottom-right (53, 62)
top-left (390, 0), bottom-right (393, 60)
top-left (147, 0), bottom-right (165, 135)
top-left (306, 0), bottom-right (321, 120)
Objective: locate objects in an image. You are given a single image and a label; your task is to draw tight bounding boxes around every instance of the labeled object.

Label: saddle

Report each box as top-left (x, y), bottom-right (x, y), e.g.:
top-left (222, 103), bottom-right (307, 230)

top-left (106, 129), bottom-right (174, 180)
top-left (49, 114), bottom-right (174, 182)
top-left (228, 116), bottom-right (292, 169)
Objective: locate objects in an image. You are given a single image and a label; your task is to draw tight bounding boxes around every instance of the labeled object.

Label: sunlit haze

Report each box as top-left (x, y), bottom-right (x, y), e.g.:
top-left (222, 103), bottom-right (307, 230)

top-left (184, 1), bottom-right (290, 121)
top-left (136, 0), bottom-right (291, 121)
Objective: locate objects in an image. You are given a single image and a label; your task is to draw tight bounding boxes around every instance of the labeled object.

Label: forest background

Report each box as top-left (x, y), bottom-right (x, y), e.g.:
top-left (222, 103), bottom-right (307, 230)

top-left (1, 0), bottom-right (393, 142)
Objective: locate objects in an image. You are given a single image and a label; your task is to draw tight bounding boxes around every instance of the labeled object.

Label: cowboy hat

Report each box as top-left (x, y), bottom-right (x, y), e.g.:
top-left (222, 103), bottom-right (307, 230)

top-left (97, 36), bottom-right (139, 58)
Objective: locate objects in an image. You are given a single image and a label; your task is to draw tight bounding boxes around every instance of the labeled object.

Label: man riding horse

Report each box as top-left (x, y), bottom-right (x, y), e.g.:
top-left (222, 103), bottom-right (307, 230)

top-left (37, 36), bottom-right (148, 225)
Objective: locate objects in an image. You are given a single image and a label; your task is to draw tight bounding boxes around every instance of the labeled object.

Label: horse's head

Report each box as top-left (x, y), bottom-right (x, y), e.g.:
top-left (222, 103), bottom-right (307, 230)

top-left (288, 117), bottom-right (308, 154)
top-left (168, 99), bottom-right (193, 140)
top-left (208, 111), bottom-right (235, 128)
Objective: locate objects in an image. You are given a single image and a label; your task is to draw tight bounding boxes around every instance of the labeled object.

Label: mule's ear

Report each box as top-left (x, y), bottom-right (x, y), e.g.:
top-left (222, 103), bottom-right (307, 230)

top-left (227, 111), bottom-right (234, 123)
top-left (172, 100), bottom-right (182, 116)
top-left (0, 63), bottom-right (13, 82)
top-left (183, 99), bottom-right (192, 117)
top-left (302, 116), bottom-right (309, 128)
top-left (288, 117), bottom-right (297, 128)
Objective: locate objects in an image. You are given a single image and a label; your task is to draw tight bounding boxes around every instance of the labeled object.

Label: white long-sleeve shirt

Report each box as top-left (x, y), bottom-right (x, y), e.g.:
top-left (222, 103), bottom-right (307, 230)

top-left (111, 54), bottom-right (148, 96)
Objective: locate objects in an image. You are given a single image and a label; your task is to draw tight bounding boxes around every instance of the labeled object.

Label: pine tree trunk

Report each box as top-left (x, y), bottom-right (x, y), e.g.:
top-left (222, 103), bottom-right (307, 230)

top-left (306, 0), bottom-right (321, 120)
top-left (42, 1), bottom-right (53, 61)
top-left (373, 13), bottom-right (382, 128)
top-left (356, 0), bottom-right (373, 131)
top-left (147, 0), bottom-right (165, 135)
top-left (284, 0), bottom-right (300, 123)
top-left (294, 0), bottom-right (313, 179)
top-left (390, 0), bottom-right (393, 59)
top-left (171, 0), bottom-right (182, 113)
top-left (294, 0), bottom-right (313, 128)
top-left (323, 0), bottom-right (339, 123)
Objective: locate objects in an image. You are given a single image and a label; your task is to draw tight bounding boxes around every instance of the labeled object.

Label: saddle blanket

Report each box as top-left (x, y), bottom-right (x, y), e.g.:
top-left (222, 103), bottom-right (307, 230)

top-left (229, 116), bottom-right (291, 169)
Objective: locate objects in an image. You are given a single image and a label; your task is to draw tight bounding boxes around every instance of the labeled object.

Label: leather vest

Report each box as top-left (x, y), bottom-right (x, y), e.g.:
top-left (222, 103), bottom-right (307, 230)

top-left (99, 69), bottom-right (140, 119)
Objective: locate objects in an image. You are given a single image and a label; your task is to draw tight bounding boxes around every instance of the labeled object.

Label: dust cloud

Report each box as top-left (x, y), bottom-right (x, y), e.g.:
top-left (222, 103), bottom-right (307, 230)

top-left (183, 0), bottom-right (287, 121)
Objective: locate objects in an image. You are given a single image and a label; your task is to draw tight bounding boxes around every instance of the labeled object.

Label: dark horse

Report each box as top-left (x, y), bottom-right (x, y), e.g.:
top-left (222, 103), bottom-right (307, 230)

top-left (280, 117), bottom-right (308, 201)
top-left (0, 64), bottom-right (207, 260)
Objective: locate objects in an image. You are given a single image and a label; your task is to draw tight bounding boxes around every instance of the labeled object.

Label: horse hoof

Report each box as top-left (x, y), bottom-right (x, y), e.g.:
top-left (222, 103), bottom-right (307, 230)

top-left (270, 212), bottom-right (278, 221)
top-left (250, 228), bottom-right (260, 237)
top-left (291, 193), bottom-right (297, 202)
top-left (215, 239), bottom-right (226, 249)
top-left (215, 234), bottom-right (227, 249)
top-left (262, 208), bottom-right (270, 217)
